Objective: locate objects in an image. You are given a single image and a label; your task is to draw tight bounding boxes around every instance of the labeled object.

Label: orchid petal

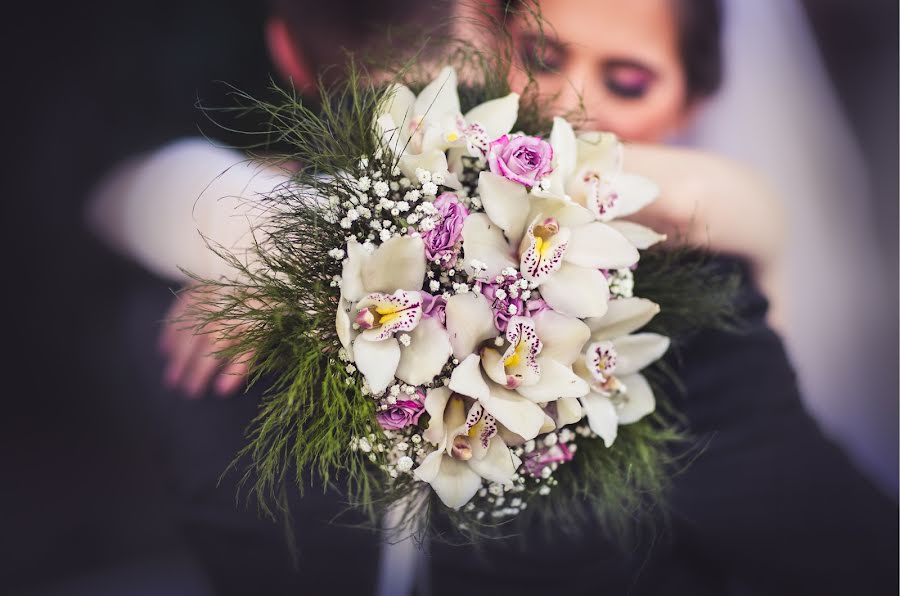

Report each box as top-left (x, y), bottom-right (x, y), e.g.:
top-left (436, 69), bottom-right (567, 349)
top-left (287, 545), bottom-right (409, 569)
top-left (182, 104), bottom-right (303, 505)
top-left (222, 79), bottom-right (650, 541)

top-left (477, 171), bottom-right (530, 245)
top-left (544, 117), bottom-right (576, 196)
top-left (564, 222), bottom-right (639, 269)
top-left (616, 373), bottom-right (656, 424)
top-left (539, 263), bottom-right (610, 319)
top-left (340, 239), bottom-right (369, 302)
top-left (586, 297), bottom-right (660, 341)
top-left (468, 438), bottom-right (520, 484)
top-left (336, 295), bottom-right (356, 361)
top-left (519, 218), bottom-right (571, 283)
top-left (554, 396), bottom-right (584, 427)
top-left (413, 66), bottom-right (461, 124)
top-left (357, 290), bottom-right (423, 341)
top-left (444, 293), bottom-right (498, 359)
top-left (606, 220), bottom-right (666, 249)
top-left (353, 336), bottom-right (400, 395)
top-left (612, 333), bottom-right (670, 376)
top-left (480, 347), bottom-right (509, 387)
top-left (422, 387), bottom-right (452, 446)
top-left (448, 354), bottom-right (491, 401)
top-left (379, 84), bottom-right (416, 152)
top-left (413, 449), bottom-right (444, 483)
top-left (605, 173), bottom-right (659, 220)
top-left (465, 93), bottom-right (519, 140)
top-left (532, 309), bottom-right (591, 366)
top-left (539, 414), bottom-right (557, 434)
top-left (395, 317), bottom-right (453, 385)
top-left (363, 235), bottom-right (426, 293)
top-left (481, 382), bottom-right (546, 440)
top-left (426, 455), bottom-right (483, 510)
top-left (398, 149), bottom-right (452, 184)
top-left (550, 117), bottom-right (577, 182)
top-left (527, 196), bottom-right (595, 229)
top-left (516, 357), bottom-right (589, 402)
top-left (580, 392), bottom-right (618, 447)
top-left (460, 213), bottom-right (517, 279)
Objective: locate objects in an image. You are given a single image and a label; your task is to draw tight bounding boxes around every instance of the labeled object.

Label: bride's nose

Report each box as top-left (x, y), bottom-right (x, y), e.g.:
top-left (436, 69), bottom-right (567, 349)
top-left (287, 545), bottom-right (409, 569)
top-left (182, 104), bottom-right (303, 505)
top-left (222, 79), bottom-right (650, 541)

top-left (554, 59), bottom-right (606, 122)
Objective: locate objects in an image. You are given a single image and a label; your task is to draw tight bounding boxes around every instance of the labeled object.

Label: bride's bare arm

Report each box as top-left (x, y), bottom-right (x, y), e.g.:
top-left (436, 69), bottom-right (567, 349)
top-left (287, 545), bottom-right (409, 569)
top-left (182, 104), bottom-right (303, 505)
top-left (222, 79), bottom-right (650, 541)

top-left (623, 144), bottom-right (786, 330)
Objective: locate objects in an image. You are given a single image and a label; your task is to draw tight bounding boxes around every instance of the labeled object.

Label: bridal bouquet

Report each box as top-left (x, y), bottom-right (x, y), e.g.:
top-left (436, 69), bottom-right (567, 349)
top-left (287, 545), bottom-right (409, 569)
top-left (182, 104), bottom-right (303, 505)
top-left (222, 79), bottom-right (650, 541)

top-left (192, 56), bottom-right (735, 540)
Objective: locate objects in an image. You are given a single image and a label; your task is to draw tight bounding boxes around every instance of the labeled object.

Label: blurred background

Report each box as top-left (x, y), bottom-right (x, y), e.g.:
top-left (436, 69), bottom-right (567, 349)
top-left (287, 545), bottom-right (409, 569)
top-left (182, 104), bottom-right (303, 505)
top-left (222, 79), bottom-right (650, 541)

top-left (3, 0), bottom-right (897, 594)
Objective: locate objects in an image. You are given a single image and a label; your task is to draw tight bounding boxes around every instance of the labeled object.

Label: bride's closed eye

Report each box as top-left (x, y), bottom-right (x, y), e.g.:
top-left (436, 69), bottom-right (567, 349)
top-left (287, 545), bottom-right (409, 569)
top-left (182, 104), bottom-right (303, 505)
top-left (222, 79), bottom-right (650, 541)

top-left (517, 36), bottom-right (567, 73)
top-left (603, 60), bottom-right (657, 100)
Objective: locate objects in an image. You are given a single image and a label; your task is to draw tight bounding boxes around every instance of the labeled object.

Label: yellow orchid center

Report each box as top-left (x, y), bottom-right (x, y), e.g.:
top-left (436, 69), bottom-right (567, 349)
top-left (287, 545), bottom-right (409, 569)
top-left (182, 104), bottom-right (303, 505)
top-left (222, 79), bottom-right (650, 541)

top-left (504, 340), bottom-right (525, 368)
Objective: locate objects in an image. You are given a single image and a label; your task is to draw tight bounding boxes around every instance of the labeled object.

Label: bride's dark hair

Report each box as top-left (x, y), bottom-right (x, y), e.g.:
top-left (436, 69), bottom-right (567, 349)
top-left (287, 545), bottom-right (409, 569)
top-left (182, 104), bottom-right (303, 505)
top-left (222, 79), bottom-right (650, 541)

top-left (674, 0), bottom-right (723, 101)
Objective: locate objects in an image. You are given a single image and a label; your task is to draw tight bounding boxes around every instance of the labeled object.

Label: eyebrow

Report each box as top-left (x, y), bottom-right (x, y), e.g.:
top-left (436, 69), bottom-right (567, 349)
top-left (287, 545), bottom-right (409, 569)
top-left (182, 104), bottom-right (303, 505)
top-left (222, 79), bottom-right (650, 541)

top-left (518, 32), bottom-right (568, 56)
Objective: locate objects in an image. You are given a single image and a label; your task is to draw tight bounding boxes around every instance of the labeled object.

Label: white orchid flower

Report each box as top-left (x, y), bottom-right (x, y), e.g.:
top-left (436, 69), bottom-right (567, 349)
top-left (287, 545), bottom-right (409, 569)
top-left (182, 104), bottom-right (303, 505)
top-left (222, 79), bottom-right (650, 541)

top-left (336, 235), bottom-right (452, 393)
top-left (462, 170), bottom-right (640, 319)
top-left (376, 66), bottom-right (520, 181)
top-left (413, 387), bottom-right (521, 509)
top-left (571, 297), bottom-right (670, 447)
top-left (541, 118), bottom-right (665, 248)
top-left (443, 305), bottom-right (591, 440)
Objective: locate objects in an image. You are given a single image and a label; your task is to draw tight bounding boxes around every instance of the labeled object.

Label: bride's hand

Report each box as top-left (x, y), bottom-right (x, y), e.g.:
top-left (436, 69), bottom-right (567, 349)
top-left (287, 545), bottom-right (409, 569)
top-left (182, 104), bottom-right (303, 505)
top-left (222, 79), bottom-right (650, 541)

top-left (159, 288), bottom-right (253, 398)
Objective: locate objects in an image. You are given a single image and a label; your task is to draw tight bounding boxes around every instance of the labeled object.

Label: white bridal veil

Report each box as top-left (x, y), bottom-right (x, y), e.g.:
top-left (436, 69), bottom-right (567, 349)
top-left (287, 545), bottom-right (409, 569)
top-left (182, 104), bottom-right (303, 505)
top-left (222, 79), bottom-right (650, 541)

top-left (681, 0), bottom-right (896, 491)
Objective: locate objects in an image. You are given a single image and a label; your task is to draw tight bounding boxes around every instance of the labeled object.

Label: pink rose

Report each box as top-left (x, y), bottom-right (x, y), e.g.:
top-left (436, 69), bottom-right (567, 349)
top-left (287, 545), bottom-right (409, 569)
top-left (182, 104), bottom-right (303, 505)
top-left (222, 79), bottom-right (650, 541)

top-left (481, 274), bottom-right (550, 332)
top-left (421, 291), bottom-right (447, 325)
top-left (422, 192), bottom-right (469, 267)
top-left (522, 442), bottom-right (574, 478)
top-left (376, 398), bottom-right (425, 430)
top-left (487, 134), bottom-right (553, 187)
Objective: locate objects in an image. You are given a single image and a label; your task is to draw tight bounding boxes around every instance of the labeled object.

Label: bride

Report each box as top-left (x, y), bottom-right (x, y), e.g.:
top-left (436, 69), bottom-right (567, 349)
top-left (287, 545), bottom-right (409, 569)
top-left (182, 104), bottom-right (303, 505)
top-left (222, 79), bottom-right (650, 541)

top-left (88, 0), bottom-right (896, 594)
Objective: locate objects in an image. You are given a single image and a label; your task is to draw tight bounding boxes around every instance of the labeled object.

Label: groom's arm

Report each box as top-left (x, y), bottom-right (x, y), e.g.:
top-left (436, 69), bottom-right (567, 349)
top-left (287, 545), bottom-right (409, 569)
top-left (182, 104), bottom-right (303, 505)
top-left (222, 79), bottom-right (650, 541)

top-left (656, 257), bottom-right (897, 595)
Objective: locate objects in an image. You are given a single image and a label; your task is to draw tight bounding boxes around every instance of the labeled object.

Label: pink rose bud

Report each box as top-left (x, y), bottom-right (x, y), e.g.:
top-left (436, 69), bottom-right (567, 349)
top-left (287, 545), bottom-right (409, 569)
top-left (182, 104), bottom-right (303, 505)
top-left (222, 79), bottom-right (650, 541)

top-left (422, 192), bottom-right (469, 268)
top-left (487, 134), bottom-right (554, 187)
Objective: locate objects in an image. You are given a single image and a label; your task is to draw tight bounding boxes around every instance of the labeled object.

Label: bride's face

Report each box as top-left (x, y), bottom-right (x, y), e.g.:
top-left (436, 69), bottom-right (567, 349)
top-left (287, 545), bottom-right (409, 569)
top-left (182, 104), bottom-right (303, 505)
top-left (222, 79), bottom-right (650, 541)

top-left (508, 0), bottom-right (690, 142)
